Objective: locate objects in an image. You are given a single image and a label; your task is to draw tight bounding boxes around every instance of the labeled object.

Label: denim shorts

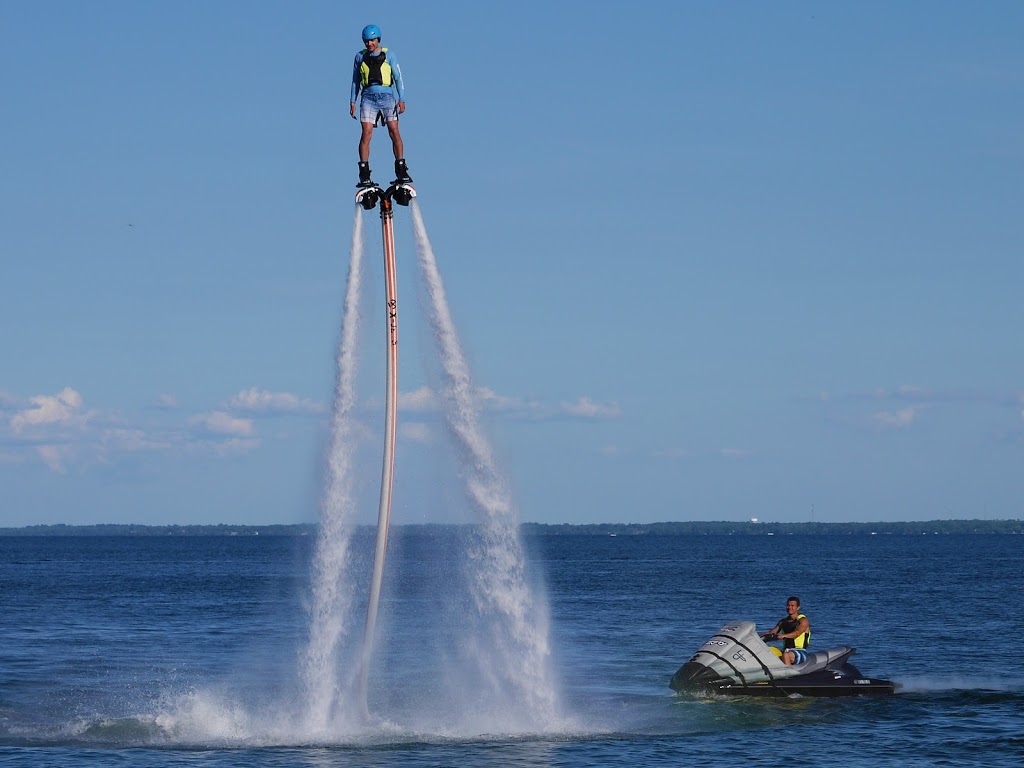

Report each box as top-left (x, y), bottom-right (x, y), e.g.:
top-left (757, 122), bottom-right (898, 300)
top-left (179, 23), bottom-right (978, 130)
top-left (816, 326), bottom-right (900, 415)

top-left (359, 91), bottom-right (398, 125)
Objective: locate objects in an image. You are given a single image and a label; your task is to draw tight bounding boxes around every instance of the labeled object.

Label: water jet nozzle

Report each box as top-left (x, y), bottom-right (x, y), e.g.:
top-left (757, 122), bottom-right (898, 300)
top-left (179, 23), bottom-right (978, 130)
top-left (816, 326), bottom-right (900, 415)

top-left (356, 186), bottom-right (382, 210)
top-left (385, 183), bottom-right (416, 207)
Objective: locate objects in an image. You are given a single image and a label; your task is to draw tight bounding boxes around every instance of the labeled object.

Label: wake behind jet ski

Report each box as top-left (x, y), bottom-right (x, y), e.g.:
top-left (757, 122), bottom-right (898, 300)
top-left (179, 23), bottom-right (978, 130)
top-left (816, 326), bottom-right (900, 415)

top-left (670, 621), bottom-right (896, 697)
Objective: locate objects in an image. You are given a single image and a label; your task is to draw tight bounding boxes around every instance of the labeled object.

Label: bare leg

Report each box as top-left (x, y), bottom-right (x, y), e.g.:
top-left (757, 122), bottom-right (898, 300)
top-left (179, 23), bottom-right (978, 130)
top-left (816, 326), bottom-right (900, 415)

top-left (386, 120), bottom-right (404, 159)
top-left (359, 122), bottom-right (374, 162)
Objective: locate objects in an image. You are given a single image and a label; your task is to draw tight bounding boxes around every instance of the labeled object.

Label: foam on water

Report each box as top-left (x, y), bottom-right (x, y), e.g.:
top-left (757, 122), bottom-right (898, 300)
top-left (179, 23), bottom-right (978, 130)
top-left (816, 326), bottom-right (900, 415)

top-left (895, 675), bottom-right (1024, 693)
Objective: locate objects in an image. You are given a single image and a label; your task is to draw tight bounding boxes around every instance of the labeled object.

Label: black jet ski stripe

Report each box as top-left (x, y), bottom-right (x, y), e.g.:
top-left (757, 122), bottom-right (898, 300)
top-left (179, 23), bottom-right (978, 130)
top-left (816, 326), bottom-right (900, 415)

top-left (710, 633), bottom-right (778, 683)
top-left (701, 634), bottom-right (777, 687)
top-left (705, 633), bottom-right (756, 685)
top-left (698, 650), bottom-right (751, 687)
top-left (730, 640), bottom-right (780, 686)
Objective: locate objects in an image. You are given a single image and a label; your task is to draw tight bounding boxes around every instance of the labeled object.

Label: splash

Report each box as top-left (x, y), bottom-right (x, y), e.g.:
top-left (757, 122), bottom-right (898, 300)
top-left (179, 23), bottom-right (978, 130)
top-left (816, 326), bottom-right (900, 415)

top-left (410, 201), bottom-right (560, 728)
top-left (300, 207), bottom-right (365, 731)
top-left (295, 199), bottom-right (561, 735)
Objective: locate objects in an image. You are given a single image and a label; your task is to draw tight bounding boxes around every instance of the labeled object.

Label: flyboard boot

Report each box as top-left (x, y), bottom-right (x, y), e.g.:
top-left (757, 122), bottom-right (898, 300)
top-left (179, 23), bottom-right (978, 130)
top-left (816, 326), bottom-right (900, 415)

top-left (393, 158), bottom-right (413, 184)
top-left (357, 160), bottom-right (375, 188)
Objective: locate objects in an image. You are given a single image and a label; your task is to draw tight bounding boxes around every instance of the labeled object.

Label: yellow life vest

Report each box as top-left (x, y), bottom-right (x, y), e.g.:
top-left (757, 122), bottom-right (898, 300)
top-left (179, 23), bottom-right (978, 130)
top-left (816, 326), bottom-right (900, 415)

top-left (359, 48), bottom-right (392, 88)
top-left (783, 613), bottom-right (811, 649)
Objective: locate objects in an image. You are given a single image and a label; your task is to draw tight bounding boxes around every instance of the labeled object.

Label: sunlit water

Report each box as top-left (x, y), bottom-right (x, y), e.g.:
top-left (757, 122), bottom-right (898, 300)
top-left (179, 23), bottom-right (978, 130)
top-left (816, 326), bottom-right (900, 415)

top-left (1, 533), bottom-right (1021, 766)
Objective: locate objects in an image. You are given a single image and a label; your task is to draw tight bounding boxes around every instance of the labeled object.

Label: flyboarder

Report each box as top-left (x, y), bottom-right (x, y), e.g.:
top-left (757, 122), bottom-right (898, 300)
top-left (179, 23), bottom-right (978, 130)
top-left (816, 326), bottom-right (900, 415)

top-left (350, 24), bottom-right (413, 188)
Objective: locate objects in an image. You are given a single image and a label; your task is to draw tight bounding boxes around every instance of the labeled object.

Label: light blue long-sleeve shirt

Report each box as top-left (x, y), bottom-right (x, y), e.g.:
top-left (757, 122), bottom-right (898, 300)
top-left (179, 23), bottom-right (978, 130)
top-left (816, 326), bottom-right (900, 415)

top-left (350, 48), bottom-right (406, 103)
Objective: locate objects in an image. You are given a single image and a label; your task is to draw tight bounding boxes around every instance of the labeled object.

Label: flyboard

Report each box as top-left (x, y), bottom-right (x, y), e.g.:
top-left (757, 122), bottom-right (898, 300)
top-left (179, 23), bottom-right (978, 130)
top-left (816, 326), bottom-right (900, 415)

top-left (353, 179), bottom-right (416, 710)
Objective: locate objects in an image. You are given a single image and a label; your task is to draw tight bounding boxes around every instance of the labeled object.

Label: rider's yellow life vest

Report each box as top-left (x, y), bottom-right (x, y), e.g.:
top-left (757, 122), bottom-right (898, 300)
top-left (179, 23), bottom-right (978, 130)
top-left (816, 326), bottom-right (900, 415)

top-left (359, 48), bottom-right (392, 88)
top-left (783, 613), bottom-right (810, 649)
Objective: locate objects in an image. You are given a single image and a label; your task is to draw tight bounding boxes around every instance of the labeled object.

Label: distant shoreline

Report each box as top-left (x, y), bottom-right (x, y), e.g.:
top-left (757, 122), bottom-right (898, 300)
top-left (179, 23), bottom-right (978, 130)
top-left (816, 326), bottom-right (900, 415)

top-left (0, 519), bottom-right (1021, 536)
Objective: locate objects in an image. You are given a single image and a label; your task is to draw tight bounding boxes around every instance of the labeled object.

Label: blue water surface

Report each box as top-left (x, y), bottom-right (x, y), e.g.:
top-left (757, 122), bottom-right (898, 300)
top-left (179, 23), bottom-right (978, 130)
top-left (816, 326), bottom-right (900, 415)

top-left (1, 532), bottom-right (1021, 767)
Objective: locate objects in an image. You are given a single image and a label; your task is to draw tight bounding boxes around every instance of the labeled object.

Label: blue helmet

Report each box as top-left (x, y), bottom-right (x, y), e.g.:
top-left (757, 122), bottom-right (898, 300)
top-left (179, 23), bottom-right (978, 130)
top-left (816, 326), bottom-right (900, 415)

top-left (361, 24), bottom-right (381, 42)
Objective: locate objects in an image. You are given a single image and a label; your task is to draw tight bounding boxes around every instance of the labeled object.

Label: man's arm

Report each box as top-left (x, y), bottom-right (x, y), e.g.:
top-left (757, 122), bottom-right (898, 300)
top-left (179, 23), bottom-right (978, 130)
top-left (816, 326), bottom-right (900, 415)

top-left (389, 50), bottom-right (406, 109)
top-left (350, 52), bottom-right (363, 110)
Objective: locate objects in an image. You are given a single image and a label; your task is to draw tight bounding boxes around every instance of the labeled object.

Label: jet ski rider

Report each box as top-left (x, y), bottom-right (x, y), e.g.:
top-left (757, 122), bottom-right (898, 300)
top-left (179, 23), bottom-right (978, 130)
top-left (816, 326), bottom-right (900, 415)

top-left (763, 596), bottom-right (811, 666)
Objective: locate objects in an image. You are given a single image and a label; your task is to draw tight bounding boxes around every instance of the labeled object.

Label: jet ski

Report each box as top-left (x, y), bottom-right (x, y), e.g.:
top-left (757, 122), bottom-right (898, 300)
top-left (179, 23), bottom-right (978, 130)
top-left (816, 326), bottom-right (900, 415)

top-left (670, 620), bottom-right (896, 697)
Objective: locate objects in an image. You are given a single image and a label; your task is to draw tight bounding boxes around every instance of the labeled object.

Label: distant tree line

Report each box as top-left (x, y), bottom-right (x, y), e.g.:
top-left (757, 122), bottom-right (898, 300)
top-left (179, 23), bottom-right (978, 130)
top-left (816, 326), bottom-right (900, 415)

top-left (0, 523), bottom-right (314, 537)
top-left (1, 519), bottom-right (1021, 536)
top-left (522, 519), bottom-right (1023, 536)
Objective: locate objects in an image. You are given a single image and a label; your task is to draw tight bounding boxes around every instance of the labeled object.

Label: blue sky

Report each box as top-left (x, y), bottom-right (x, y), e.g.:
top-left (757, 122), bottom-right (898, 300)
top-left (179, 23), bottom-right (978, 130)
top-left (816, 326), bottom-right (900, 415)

top-left (2, 2), bottom-right (1022, 527)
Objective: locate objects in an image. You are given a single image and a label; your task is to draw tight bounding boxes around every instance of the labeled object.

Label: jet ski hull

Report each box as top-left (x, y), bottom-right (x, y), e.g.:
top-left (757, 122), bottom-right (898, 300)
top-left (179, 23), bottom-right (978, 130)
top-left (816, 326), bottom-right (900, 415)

top-left (677, 663), bottom-right (897, 697)
top-left (670, 621), bottom-right (897, 697)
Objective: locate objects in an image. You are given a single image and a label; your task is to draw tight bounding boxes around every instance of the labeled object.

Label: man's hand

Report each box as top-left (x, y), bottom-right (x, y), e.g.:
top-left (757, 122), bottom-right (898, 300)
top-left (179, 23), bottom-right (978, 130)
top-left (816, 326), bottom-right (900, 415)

top-left (350, 102), bottom-right (356, 117)
top-left (397, 100), bottom-right (406, 115)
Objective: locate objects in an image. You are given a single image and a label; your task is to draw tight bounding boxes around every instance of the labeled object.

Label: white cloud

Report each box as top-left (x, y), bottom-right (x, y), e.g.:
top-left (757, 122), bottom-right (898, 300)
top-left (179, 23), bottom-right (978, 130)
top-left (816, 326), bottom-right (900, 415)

top-left (190, 411), bottom-right (254, 437)
top-left (873, 406), bottom-right (923, 429)
top-left (102, 428), bottom-right (171, 453)
top-left (1, 382), bottom-right (625, 475)
top-left (397, 385), bottom-right (528, 414)
top-left (400, 386), bottom-right (439, 412)
top-left (185, 412), bottom-right (259, 456)
top-left (2, 388), bottom-right (166, 472)
top-left (37, 444), bottom-right (73, 473)
top-left (401, 422), bottom-right (433, 443)
top-left (227, 387), bottom-right (321, 414)
top-left (155, 394), bottom-right (179, 409)
top-left (192, 411), bottom-right (256, 436)
top-left (11, 387), bottom-right (90, 432)
top-left (847, 384), bottom-right (1001, 407)
top-left (2, 386), bottom-right (281, 472)
top-left (813, 385), bottom-right (1024, 435)
top-left (387, 386), bottom-right (617, 422)
top-left (559, 396), bottom-right (621, 420)
top-left (479, 387), bottom-right (535, 413)
top-left (896, 385), bottom-right (929, 399)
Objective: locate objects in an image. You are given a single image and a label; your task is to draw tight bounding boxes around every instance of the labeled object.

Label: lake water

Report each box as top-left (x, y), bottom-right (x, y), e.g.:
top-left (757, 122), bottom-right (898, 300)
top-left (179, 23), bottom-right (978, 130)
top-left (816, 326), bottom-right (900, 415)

top-left (1, 532), bottom-right (1021, 766)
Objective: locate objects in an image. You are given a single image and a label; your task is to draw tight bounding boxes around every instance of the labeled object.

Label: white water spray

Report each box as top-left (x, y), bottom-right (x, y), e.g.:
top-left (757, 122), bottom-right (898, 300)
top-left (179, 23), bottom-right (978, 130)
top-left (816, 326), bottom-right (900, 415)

top-left (410, 201), bottom-right (559, 727)
top-left (301, 208), bottom-right (365, 730)
top-left (126, 190), bottom-right (574, 744)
